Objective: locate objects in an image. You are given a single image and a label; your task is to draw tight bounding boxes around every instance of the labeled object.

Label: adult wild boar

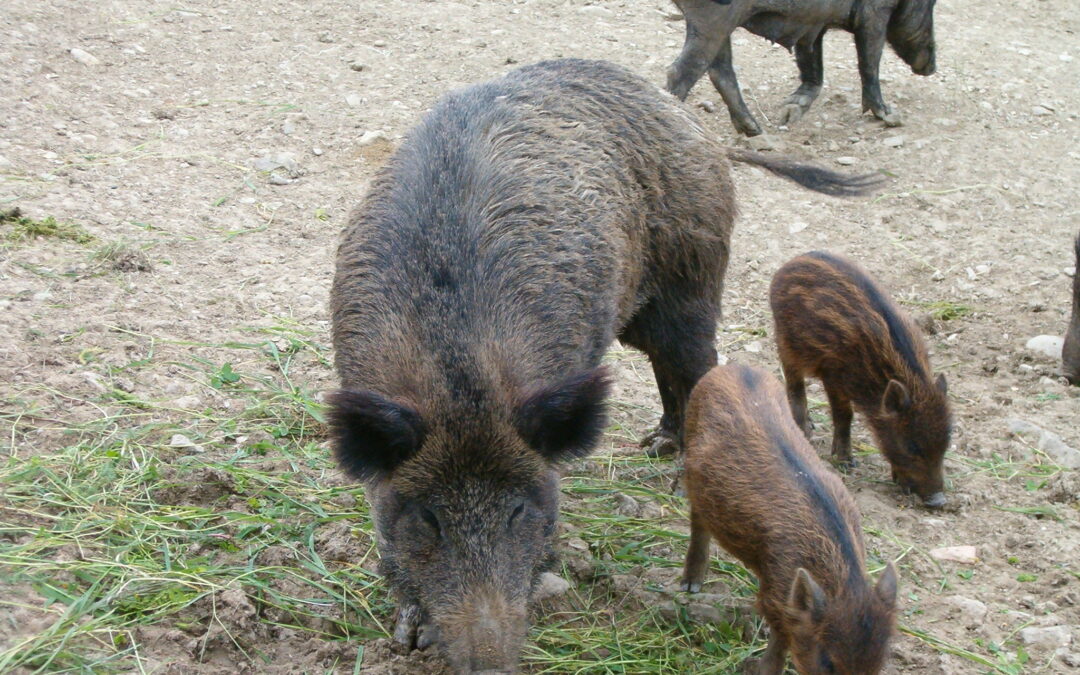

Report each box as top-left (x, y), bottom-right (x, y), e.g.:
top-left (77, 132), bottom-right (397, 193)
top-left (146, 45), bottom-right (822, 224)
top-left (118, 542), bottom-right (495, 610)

top-left (667, 0), bottom-right (938, 135)
top-left (329, 59), bottom-right (874, 674)
top-left (1064, 232), bottom-right (1080, 385)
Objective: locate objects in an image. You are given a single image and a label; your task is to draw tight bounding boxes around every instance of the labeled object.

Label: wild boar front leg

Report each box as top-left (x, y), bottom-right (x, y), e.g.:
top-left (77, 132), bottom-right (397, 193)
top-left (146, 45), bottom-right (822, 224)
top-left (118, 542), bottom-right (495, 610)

top-left (666, 21), bottom-right (725, 101)
top-left (824, 384), bottom-right (855, 469)
top-left (757, 630), bottom-right (788, 675)
top-left (681, 509), bottom-right (712, 593)
top-left (623, 301), bottom-right (718, 458)
top-left (854, 17), bottom-right (902, 126)
top-left (779, 30), bottom-right (825, 126)
top-left (707, 39), bottom-right (763, 136)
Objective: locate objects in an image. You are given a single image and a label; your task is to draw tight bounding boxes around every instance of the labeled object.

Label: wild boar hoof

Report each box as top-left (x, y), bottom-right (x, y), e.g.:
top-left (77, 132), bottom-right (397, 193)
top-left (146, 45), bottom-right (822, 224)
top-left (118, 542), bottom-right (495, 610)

top-left (392, 601), bottom-right (422, 650)
top-left (875, 107), bottom-right (903, 127)
top-left (737, 119), bottom-right (764, 137)
top-left (681, 580), bottom-right (702, 593)
top-left (779, 102), bottom-right (806, 126)
top-left (641, 428), bottom-right (680, 457)
top-left (415, 622), bottom-right (439, 650)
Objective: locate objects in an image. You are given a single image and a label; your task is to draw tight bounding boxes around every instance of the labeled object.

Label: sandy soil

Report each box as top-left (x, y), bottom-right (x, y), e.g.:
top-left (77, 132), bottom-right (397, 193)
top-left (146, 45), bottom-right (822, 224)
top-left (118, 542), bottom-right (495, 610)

top-left (1, 0), bottom-right (1077, 673)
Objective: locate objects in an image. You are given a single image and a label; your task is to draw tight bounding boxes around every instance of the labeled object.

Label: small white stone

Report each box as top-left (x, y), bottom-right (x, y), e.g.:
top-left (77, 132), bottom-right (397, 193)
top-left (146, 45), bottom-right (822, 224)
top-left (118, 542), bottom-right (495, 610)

top-left (835, 156), bottom-right (856, 166)
top-left (1020, 625), bottom-right (1072, 650)
top-left (69, 48), bottom-right (100, 66)
top-left (882, 135), bottom-right (905, 147)
top-left (1025, 335), bottom-right (1064, 360)
top-left (358, 130), bottom-right (390, 146)
top-left (744, 340), bottom-right (762, 353)
top-left (533, 572), bottom-right (571, 600)
top-left (169, 434), bottom-right (196, 448)
top-left (345, 93), bottom-right (363, 107)
top-left (1032, 105), bottom-right (1053, 116)
top-left (788, 221), bottom-right (808, 234)
top-left (930, 546), bottom-right (978, 565)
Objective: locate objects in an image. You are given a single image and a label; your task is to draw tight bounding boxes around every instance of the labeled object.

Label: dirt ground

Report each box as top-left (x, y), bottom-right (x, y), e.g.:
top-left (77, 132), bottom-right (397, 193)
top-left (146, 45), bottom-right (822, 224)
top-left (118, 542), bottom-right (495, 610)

top-left (1, 0), bottom-right (1078, 673)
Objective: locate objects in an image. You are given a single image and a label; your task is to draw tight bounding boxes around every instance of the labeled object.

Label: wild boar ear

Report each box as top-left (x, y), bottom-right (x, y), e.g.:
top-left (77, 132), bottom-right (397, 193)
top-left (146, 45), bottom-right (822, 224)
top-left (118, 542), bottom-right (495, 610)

top-left (515, 367), bottom-right (612, 462)
top-left (875, 563), bottom-right (898, 608)
top-left (788, 568), bottom-right (827, 623)
top-left (935, 373), bottom-right (948, 395)
top-left (881, 379), bottom-right (912, 414)
top-left (326, 389), bottom-right (426, 481)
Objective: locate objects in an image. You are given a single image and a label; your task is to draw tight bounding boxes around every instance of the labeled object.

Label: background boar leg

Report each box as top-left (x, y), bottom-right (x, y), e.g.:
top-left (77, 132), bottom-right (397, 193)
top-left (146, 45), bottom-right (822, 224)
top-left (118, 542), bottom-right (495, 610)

top-left (824, 383), bottom-right (856, 469)
top-left (780, 363), bottom-right (812, 437)
top-left (779, 30), bottom-right (825, 126)
top-left (854, 14), bottom-right (902, 126)
top-left (666, 24), bottom-right (723, 101)
top-left (706, 40), bottom-right (764, 136)
top-left (680, 509), bottom-right (711, 593)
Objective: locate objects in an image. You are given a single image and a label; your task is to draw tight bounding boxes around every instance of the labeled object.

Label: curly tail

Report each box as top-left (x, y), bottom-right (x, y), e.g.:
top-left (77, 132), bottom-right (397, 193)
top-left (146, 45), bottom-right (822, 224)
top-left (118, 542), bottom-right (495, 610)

top-left (727, 149), bottom-right (885, 197)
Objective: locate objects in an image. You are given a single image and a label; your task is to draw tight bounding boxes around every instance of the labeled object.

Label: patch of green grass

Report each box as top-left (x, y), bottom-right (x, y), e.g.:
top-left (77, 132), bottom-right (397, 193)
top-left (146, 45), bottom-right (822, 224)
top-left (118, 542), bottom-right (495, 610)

top-left (903, 299), bottom-right (975, 321)
top-left (1, 208), bottom-right (96, 245)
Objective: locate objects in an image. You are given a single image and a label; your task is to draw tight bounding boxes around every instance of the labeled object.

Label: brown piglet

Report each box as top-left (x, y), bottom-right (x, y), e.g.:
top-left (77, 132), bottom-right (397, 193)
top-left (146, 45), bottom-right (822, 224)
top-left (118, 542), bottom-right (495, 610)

top-left (682, 364), bottom-right (897, 675)
top-left (770, 251), bottom-right (952, 507)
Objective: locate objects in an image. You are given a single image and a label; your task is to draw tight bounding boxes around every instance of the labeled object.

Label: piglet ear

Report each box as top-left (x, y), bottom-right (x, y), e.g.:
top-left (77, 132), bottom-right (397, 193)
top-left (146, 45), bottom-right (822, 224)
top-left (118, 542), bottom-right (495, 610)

top-left (326, 390), bottom-right (426, 481)
top-left (515, 367), bottom-right (611, 462)
top-left (788, 568), bottom-right (827, 622)
top-left (935, 373), bottom-right (948, 395)
top-left (882, 379), bottom-right (912, 414)
top-left (875, 563), bottom-right (898, 608)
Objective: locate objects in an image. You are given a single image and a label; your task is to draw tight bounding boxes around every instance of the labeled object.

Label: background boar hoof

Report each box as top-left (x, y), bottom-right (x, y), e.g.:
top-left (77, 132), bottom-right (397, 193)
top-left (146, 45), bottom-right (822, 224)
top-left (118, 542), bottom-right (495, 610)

top-left (779, 103), bottom-right (806, 126)
top-left (875, 108), bottom-right (903, 127)
top-left (680, 580), bottom-right (702, 593)
top-left (641, 429), bottom-right (680, 457)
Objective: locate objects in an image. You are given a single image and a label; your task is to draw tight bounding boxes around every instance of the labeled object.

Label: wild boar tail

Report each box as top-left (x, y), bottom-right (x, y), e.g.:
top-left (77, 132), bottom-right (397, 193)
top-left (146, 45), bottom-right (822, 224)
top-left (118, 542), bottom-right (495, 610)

top-left (727, 149), bottom-right (885, 197)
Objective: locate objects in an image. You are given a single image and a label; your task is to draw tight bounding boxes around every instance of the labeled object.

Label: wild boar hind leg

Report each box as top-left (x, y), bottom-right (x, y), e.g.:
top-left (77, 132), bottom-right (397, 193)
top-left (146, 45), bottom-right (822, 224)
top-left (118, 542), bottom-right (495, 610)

top-left (779, 30), bottom-right (826, 126)
top-left (706, 39), bottom-right (763, 136)
top-left (854, 13), bottom-right (902, 126)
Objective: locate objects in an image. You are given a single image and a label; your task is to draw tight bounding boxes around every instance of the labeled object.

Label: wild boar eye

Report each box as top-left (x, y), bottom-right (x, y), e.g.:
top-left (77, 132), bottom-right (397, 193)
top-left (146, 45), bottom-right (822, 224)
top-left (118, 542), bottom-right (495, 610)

top-left (419, 507), bottom-right (441, 536)
top-left (508, 501), bottom-right (525, 529)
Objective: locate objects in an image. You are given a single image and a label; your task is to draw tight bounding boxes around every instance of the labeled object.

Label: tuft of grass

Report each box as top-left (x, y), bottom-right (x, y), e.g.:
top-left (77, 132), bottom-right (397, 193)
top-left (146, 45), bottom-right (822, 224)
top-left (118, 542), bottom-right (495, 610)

top-left (903, 299), bottom-right (974, 321)
top-left (1, 208), bottom-right (97, 245)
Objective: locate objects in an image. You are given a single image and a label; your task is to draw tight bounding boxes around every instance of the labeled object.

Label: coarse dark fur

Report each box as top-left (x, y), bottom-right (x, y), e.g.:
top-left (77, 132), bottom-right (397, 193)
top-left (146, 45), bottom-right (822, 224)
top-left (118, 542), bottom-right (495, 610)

top-left (330, 58), bottom-right (737, 674)
top-left (1063, 232), bottom-right (1080, 385)
top-left (668, 0), bottom-right (937, 135)
top-left (682, 364), bottom-right (897, 674)
top-left (329, 58), bottom-right (879, 673)
top-left (769, 251), bottom-right (951, 507)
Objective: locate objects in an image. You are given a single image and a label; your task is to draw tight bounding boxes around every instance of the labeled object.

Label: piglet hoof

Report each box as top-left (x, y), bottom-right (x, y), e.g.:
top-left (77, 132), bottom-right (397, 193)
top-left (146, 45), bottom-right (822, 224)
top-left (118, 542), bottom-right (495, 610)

top-left (641, 428), bottom-right (680, 457)
top-left (834, 457), bottom-right (856, 473)
top-left (670, 472), bottom-right (687, 498)
top-left (779, 103), bottom-right (806, 126)
top-left (680, 579), bottom-right (702, 593)
top-left (391, 601), bottom-right (422, 651)
top-left (922, 492), bottom-right (947, 509)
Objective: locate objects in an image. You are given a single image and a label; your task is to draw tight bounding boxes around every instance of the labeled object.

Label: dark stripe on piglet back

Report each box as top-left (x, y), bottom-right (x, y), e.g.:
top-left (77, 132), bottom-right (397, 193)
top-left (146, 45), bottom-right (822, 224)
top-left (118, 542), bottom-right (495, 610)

top-left (804, 251), bottom-right (925, 377)
top-left (732, 364), bottom-right (863, 585)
